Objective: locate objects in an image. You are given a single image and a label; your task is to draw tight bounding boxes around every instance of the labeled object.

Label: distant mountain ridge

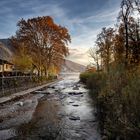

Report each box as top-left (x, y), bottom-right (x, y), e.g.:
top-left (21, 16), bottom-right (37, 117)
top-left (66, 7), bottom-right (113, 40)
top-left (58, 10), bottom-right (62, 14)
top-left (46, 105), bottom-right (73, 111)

top-left (61, 59), bottom-right (86, 73)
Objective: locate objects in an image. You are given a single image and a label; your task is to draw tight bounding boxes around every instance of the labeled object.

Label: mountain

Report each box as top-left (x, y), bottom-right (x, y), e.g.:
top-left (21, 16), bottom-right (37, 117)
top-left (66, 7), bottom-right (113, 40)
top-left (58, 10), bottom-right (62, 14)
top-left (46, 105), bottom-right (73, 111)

top-left (61, 59), bottom-right (86, 73)
top-left (0, 39), bottom-right (13, 62)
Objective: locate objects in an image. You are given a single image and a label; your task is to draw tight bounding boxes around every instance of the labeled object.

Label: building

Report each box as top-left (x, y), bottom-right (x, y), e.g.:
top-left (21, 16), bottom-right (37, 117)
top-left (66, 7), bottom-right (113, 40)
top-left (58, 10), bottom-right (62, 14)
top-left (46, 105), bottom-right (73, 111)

top-left (0, 59), bottom-right (13, 73)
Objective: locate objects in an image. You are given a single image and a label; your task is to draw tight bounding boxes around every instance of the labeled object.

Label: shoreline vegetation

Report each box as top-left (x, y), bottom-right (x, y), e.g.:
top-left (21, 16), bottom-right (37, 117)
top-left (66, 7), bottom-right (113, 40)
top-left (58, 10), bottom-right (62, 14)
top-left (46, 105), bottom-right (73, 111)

top-left (10, 16), bottom-right (71, 78)
top-left (80, 69), bottom-right (140, 139)
top-left (80, 0), bottom-right (140, 139)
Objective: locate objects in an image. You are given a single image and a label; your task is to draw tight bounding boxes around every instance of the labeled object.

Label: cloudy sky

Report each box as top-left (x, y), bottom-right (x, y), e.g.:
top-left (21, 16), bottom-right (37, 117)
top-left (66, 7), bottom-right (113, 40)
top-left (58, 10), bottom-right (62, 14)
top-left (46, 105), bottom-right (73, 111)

top-left (0, 0), bottom-right (122, 65)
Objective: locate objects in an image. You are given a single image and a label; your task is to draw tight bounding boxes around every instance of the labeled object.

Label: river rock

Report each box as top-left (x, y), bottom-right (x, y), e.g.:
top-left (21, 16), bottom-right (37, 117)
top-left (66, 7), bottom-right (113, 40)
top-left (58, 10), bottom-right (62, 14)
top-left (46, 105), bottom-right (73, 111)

top-left (69, 116), bottom-right (80, 121)
top-left (69, 101), bottom-right (75, 104)
top-left (34, 90), bottom-right (44, 94)
top-left (59, 95), bottom-right (66, 100)
top-left (68, 92), bottom-right (83, 95)
top-left (49, 86), bottom-right (55, 89)
top-left (54, 89), bottom-right (59, 92)
top-left (24, 100), bottom-right (33, 105)
top-left (102, 135), bottom-right (108, 140)
top-left (0, 119), bottom-right (3, 123)
top-left (72, 104), bottom-right (79, 107)
top-left (34, 89), bottom-right (53, 94)
top-left (15, 101), bottom-right (24, 107)
top-left (73, 86), bottom-right (79, 90)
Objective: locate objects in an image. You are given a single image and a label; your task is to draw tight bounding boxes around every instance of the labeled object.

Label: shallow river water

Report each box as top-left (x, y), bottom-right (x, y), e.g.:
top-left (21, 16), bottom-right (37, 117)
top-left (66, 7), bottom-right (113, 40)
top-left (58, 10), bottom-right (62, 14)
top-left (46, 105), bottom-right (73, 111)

top-left (0, 73), bottom-right (101, 140)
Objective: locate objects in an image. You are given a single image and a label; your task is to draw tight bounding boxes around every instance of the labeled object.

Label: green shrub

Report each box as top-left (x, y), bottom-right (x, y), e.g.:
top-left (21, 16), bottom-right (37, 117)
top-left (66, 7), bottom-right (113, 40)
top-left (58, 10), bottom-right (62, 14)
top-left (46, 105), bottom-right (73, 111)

top-left (80, 72), bottom-right (106, 93)
top-left (80, 72), bottom-right (93, 83)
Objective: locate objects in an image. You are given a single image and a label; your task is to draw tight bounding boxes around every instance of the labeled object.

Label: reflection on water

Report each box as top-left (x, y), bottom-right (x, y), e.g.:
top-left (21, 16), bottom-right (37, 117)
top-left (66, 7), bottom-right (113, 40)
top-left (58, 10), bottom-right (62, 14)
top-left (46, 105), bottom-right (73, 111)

top-left (5, 73), bottom-right (101, 140)
top-left (16, 99), bottom-right (61, 140)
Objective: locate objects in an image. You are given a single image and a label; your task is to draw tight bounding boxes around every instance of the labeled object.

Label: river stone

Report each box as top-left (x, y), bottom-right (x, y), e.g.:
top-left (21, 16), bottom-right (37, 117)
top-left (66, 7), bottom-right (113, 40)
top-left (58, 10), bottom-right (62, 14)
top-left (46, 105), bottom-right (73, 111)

top-left (102, 135), bottom-right (108, 140)
top-left (54, 89), bottom-right (59, 92)
top-left (69, 116), bottom-right (80, 121)
top-left (0, 119), bottom-right (3, 123)
top-left (49, 86), bottom-right (55, 89)
top-left (72, 104), bottom-right (79, 107)
top-left (68, 92), bottom-right (83, 95)
top-left (59, 95), bottom-right (66, 100)
top-left (69, 101), bottom-right (75, 103)
top-left (34, 90), bottom-right (52, 94)
top-left (15, 101), bottom-right (24, 107)
top-left (73, 86), bottom-right (79, 90)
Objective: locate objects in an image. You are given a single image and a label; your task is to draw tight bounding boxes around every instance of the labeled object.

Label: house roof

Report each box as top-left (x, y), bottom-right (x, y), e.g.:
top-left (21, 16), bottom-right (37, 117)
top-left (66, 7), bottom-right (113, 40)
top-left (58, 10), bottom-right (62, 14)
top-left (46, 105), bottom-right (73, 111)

top-left (0, 59), bottom-right (13, 65)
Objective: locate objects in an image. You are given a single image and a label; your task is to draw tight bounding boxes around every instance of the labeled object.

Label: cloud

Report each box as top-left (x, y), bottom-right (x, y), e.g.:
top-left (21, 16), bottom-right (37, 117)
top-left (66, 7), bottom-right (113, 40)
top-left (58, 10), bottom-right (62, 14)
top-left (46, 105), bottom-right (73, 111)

top-left (0, 0), bottom-right (122, 65)
top-left (67, 48), bottom-right (91, 66)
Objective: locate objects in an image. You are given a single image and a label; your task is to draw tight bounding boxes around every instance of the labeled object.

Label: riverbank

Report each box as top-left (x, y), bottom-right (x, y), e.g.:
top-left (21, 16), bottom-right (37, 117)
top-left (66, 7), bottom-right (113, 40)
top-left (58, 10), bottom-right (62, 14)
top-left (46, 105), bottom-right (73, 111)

top-left (0, 79), bottom-right (61, 140)
top-left (80, 71), bottom-right (140, 140)
top-left (0, 79), bottom-right (60, 104)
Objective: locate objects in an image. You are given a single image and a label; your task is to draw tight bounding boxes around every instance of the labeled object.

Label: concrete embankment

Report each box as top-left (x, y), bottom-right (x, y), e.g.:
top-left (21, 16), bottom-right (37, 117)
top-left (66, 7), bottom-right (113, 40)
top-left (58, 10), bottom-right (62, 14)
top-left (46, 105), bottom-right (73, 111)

top-left (0, 79), bottom-right (60, 104)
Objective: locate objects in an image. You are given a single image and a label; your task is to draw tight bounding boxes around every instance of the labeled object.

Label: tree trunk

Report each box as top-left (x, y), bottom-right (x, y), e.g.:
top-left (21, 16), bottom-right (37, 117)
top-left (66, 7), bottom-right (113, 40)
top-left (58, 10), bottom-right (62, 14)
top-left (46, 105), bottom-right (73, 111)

top-left (46, 70), bottom-right (49, 79)
top-left (125, 21), bottom-right (129, 67)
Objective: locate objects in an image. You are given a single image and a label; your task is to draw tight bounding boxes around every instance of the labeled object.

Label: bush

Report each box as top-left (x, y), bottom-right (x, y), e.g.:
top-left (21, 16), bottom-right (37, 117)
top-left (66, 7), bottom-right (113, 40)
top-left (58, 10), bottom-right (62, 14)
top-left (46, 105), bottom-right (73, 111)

top-left (99, 69), bottom-right (140, 139)
top-left (80, 72), bottom-right (106, 93)
top-left (80, 67), bottom-right (140, 139)
top-left (80, 72), bottom-right (93, 83)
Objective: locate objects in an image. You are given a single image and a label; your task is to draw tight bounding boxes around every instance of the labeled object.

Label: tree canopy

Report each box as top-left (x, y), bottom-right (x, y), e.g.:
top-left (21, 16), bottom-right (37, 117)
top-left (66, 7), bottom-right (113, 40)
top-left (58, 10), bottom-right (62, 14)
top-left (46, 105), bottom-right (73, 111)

top-left (11, 16), bottom-right (71, 76)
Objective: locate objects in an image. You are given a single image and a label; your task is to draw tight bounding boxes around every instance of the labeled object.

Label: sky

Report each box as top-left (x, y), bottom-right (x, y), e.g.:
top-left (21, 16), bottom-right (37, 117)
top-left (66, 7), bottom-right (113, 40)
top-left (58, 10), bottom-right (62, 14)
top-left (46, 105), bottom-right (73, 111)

top-left (0, 0), bottom-right (122, 65)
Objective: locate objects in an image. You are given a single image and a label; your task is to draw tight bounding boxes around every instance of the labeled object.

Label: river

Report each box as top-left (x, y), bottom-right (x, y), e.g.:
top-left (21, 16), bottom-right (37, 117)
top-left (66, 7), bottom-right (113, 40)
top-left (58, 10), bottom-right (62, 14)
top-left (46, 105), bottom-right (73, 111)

top-left (0, 73), bottom-right (101, 140)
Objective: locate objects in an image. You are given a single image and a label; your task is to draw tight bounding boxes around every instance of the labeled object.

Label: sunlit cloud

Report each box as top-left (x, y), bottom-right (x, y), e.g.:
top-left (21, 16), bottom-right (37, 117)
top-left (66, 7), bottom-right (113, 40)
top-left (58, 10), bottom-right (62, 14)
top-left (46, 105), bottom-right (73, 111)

top-left (67, 48), bottom-right (92, 66)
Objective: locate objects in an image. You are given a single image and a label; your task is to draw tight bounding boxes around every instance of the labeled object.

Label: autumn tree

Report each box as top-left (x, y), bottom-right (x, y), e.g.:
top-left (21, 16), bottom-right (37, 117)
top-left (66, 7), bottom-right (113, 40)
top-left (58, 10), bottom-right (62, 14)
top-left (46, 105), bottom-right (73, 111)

top-left (13, 47), bottom-right (33, 73)
top-left (95, 27), bottom-right (115, 73)
top-left (11, 16), bottom-right (70, 77)
top-left (127, 17), bottom-right (140, 65)
top-left (119, 0), bottom-right (133, 66)
top-left (113, 24), bottom-right (126, 64)
top-left (118, 0), bottom-right (140, 67)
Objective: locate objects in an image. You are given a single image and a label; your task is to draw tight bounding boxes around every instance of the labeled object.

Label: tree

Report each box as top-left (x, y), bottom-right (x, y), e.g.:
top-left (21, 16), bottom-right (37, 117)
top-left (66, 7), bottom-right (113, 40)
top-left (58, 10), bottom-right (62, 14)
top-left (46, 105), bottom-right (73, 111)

top-left (95, 27), bottom-right (115, 73)
top-left (89, 47), bottom-right (100, 72)
top-left (127, 17), bottom-right (140, 65)
top-left (116, 17), bottom-right (140, 67)
top-left (113, 24), bottom-right (126, 64)
top-left (13, 46), bottom-right (33, 72)
top-left (135, 0), bottom-right (140, 13)
top-left (119, 0), bottom-right (140, 67)
top-left (11, 16), bottom-right (71, 77)
top-left (119, 0), bottom-right (133, 66)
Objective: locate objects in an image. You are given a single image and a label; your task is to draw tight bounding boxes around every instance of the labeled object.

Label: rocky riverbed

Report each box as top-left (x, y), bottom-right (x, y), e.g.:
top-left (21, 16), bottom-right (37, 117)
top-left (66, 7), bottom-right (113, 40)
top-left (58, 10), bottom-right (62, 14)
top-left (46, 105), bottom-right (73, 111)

top-left (0, 73), bottom-right (101, 140)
